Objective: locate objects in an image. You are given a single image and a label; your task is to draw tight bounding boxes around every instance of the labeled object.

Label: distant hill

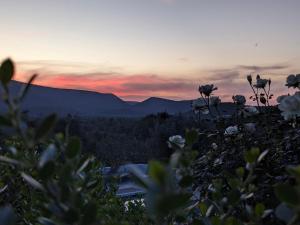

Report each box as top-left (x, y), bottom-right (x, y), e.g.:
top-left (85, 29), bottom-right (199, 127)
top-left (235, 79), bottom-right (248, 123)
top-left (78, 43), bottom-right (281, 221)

top-left (132, 97), bottom-right (192, 115)
top-left (0, 81), bottom-right (235, 117)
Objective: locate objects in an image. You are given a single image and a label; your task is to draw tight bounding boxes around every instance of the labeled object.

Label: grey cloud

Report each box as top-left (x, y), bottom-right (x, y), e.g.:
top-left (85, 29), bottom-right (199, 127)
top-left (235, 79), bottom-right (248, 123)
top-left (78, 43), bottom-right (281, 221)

top-left (121, 81), bottom-right (195, 92)
top-left (237, 64), bottom-right (289, 72)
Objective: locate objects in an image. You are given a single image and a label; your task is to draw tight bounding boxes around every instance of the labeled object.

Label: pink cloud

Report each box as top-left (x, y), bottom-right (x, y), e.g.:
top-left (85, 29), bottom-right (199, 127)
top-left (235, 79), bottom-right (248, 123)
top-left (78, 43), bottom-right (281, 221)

top-left (15, 72), bottom-right (198, 101)
top-left (14, 61), bottom-right (295, 103)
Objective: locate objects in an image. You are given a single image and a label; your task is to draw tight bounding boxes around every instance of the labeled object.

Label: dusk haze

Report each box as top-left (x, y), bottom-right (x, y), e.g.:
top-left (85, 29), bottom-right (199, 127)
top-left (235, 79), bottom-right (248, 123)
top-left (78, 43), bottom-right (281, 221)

top-left (1, 0), bottom-right (299, 101)
top-left (1, 1), bottom-right (300, 224)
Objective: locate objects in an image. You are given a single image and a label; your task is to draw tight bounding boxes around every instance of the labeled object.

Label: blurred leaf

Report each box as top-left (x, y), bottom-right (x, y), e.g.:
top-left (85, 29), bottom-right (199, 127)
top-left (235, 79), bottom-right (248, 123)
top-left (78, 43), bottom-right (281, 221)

top-left (287, 165), bottom-right (300, 179)
top-left (275, 203), bottom-right (294, 223)
top-left (0, 115), bottom-right (12, 126)
top-left (185, 129), bottom-right (198, 146)
top-left (19, 74), bottom-right (37, 100)
top-left (38, 217), bottom-right (56, 225)
top-left (257, 150), bottom-right (269, 163)
top-left (170, 151), bottom-right (181, 168)
top-left (148, 161), bottom-right (167, 186)
top-left (129, 164), bottom-right (152, 190)
top-left (224, 217), bottom-right (241, 225)
top-left (0, 185), bottom-right (8, 194)
top-left (198, 202), bottom-right (207, 216)
top-left (63, 208), bottom-right (79, 223)
top-left (21, 172), bottom-right (45, 191)
top-left (211, 216), bottom-right (221, 225)
top-left (80, 202), bottom-right (97, 225)
top-left (0, 59), bottom-right (14, 84)
top-left (0, 206), bottom-right (16, 225)
top-left (35, 114), bottom-right (57, 140)
top-left (255, 203), bottom-right (265, 217)
top-left (244, 148), bottom-right (260, 164)
top-left (0, 156), bottom-right (22, 166)
top-left (77, 158), bottom-right (92, 174)
top-left (228, 189), bottom-right (240, 205)
top-left (179, 175), bottom-right (194, 188)
top-left (156, 193), bottom-right (191, 216)
top-left (66, 137), bottom-right (81, 158)
top-left (228, 178), bottom-right (240, 189)
top-left (190, 219), bottom-right (206, 225)
top-left (274, 184), bottom-right (299, 205)
top-left (38, 144), bottom-right (57, 168)
top-left (235, 167), bottom-right (244, 178)
top-left (39, 161), bottom-right (55, 180)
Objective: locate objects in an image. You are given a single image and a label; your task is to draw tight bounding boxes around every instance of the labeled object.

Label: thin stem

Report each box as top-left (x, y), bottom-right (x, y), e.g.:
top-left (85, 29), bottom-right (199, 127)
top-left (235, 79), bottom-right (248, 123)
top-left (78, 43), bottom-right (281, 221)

top-left (248, 83), bottom-right (261, 112)
top-left (263, 88), bottom-right (270, 107)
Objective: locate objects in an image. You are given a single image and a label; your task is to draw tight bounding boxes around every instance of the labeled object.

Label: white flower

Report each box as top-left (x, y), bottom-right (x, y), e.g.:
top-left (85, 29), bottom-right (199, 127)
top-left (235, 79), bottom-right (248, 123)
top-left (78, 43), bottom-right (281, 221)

top-left (244, 123), bottom-right (256, 133)
top-left (224, 125), bottom-right (239, 136)
top-left (232, 95), bottom-right (246, 105)
top-left (209, 96), bottom-right (221, 106)
top-left (211, 143), bottom-right (218, 150)
top-left (124, 199), bottom-right (145, 211)
top-left (168, 135), bottom-right (185, 148)
top-left (198, 84), bottom-right (218, 97)
top-left (286, 74), bottom-right (300, 89)
top-left (278, 92), bottom-right (300, 120)
top-left (192, 98), bottom-right (209, 114)
top-left (243, 106), bottom-right (259, 117)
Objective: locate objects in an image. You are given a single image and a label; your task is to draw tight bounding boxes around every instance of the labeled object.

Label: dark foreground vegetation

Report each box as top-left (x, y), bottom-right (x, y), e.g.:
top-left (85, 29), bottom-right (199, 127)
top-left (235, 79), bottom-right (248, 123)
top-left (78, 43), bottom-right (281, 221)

top-left (1, 58), bottom-right (300, 225)
top-left (55, 114), bottom-right (201, 165)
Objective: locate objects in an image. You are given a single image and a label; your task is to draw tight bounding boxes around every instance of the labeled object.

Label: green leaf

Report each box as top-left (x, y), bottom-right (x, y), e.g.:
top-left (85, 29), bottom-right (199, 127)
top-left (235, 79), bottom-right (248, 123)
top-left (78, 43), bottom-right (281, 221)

top-left (66, 137), bottom-right (81, 158)
top-left (148, 161), bottom-right (167, 186)
top-left (224, 217), bottom-right (241, 225)
top-left (235, 167), bottom-right (244, 178)
top-left (35, 114), bottom-right (57, 140)
top-left (227, 189), bottom-right (240, 205)
top-left (185, 129), bottom-right (198, 146)
top-left (244, 148), bottom-right (260, 163)
top-left (0, 59), bottom-right (14, 85)
top-left (0, 206), bottom-right (16, 225)
top-left (228, 178), bottom-right (241, 189)
top-left (156, 193), bottom-right (191, 216)
top-left (211, 216), bottom-right (221, 225)
top-left (287, 165), bottom-right (300, 179)
top-left (198, 202), bottom-right (207, 216)
top-left (255, 203), bottom-right (265, 217)
top-left (274, 184), bottom-right (299, 206)
top-left (19, 74), bottom-right (37, 101)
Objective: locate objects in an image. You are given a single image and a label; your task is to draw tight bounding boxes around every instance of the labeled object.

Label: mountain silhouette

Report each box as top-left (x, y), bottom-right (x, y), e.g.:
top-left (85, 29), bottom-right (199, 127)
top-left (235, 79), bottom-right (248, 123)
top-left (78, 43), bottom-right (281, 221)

top-left (0, 81), bottom-right (234, 117)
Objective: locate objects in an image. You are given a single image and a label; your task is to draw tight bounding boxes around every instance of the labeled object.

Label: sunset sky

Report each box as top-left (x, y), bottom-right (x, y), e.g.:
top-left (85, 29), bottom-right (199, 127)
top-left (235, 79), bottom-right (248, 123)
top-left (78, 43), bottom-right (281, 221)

top-left (0, 0), bottom-right (300, 101)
